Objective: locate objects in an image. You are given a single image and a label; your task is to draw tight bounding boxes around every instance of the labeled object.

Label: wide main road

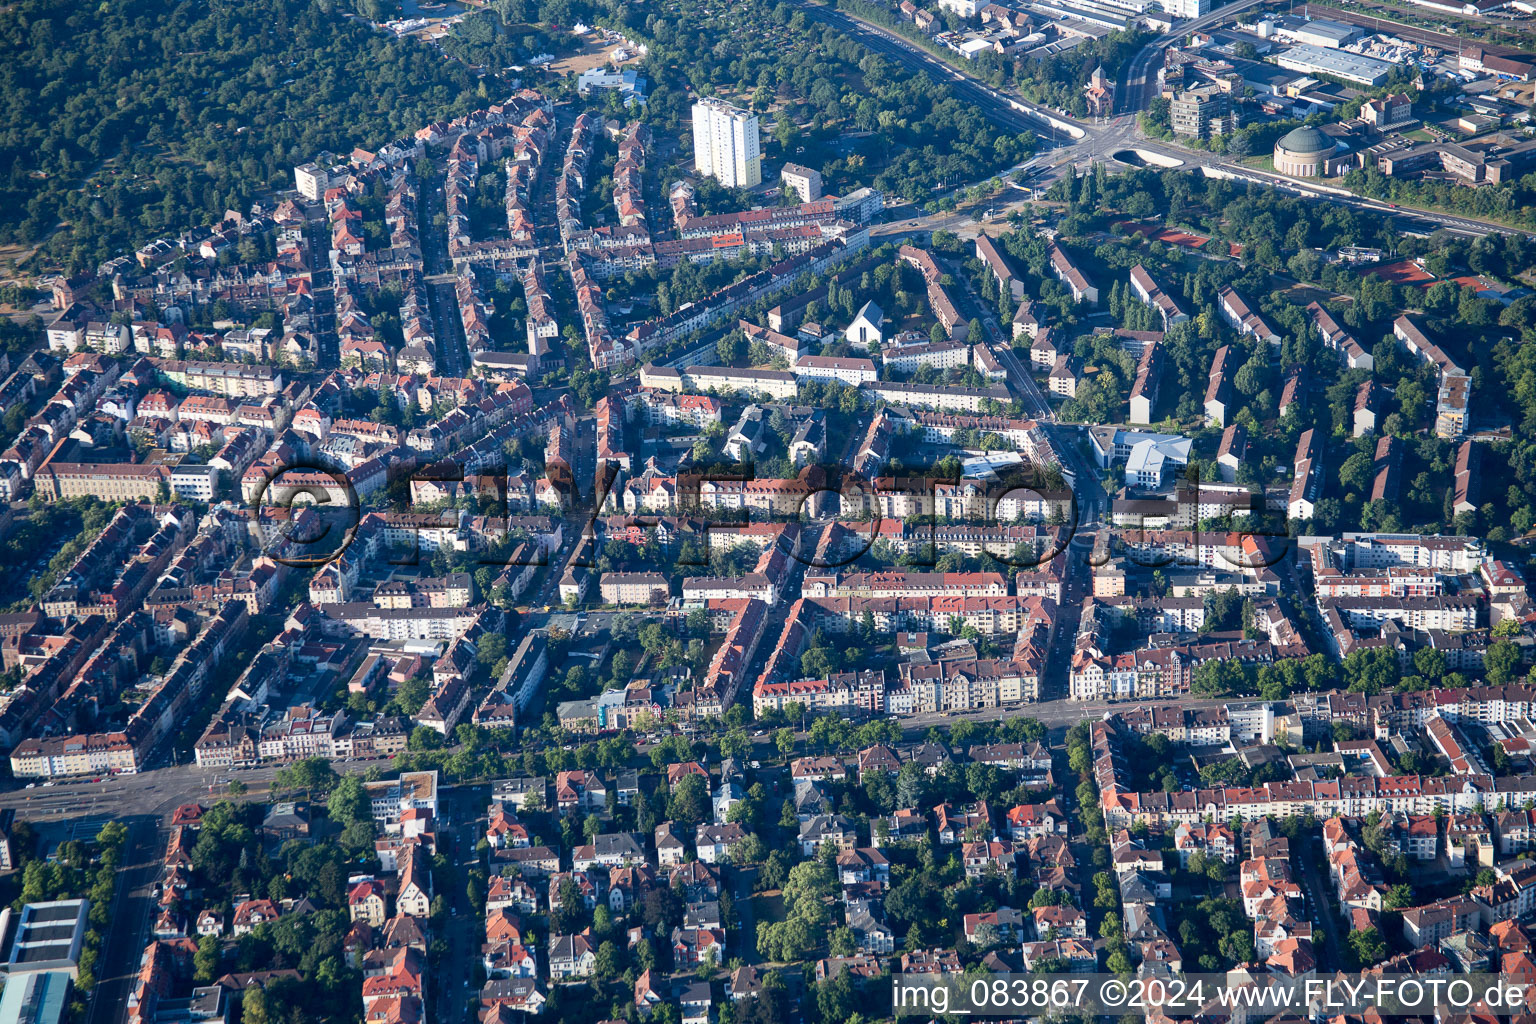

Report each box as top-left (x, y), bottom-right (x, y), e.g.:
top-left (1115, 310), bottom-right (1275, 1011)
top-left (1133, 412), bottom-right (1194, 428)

top-left (1129, 137), bottom-right (1518, 237)
top-left (1116, 0), bottom-right (1271, 114)
top-left (797, 0), bottom-right (1512, 238)
top-left (0, 695), bottom-right (1225, 823)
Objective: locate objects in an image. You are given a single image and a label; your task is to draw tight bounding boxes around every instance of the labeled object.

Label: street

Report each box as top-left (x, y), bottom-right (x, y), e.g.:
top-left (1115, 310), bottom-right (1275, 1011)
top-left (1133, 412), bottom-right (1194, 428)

top-left (85, 817), bottom-right (163, 1024)
top-left (432, 790), bottom-right (478, 1024)
top-left (305, 222), bottom-right (340, 369)
top-left (422, 171), bottom-right (470, 377)
top-left (1297, 831), bottom-right (1348, 970)
top-left (0, 692), bottom-right (1226, 828)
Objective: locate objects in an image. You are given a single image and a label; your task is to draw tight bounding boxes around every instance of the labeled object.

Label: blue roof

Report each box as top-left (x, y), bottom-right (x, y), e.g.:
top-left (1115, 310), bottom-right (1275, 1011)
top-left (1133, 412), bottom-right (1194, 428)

top-left (0, 970), bottom-right (71, 1024)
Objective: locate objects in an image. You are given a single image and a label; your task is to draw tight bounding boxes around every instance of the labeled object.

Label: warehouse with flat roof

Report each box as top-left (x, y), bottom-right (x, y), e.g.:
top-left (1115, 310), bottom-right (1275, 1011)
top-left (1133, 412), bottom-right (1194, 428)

top-left (1284, 17), bottom-right (1361, 48)
top-left (5, 900), bottom-right (89, 978)
top-left (0, 970), bottom-right (71, 1024)
top-left (1274, 44), bottom-right (1396, 86)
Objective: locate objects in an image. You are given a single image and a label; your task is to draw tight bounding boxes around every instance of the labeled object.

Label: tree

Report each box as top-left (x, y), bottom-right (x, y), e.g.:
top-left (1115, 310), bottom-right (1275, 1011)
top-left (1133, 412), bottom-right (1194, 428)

top-left (552, 878), bottom-right (589, 934)
top-left (642, 886), bottom-right (684, 933)
top-left (1014, 718), bottom-right (1047, 744)
top-left (408, 726), bottom-right (444, 751)
top-left (638, 623), bottom-right (669, 657)
top-left (1220, 929), bottom-right (1256, 964)
top-left (1234, 354), bottom-right (1267, 397)
top-left (326, 776), bottom-right (369, 828)
top-left (96, 820), bottom-right (128, 852)
top-left (339, 819), bottom-right (377, 855)
top-left (774, 112), bottom-right (799, 151)
top-left (1485, 640), bottom-right (1521, 685)
top-left (1349, 927), bottom-right (1386, 967)
top-left (1339, 452), bottom-right (1373, 495)
top-left (476, 633), bottom-right (507, 669)
top-left (737, 972), bottom-right (792, 1024)
top-left (1093, 870), bottom-right (1118, 909)
top-left (668, 773), bottom-right (709, 829)
top-left (1384, 883), bottom-right (1415, 910)
top-left (194, 933), bottom-right (220, 983)
top-left (729, 833), bottom-right (767, 867)
top-left (1342, 648), bottom-right (1398, 695)
top-left (273, 757), bottom-right (339, 798)
top-left (718, 331), bottom-right (746, 366)
top-left (1191, 659), bottom-right (1248, 698)
top-left (1412, 647), bottom-right (1446, 683)
top-left (758, 860), bottom-right (833, 961)
top-left (393, 674), bottom-right (431, 715)
top-left (242, 987), bottom-right (270, 1024)
top-left (800, 644), bottom-right (835, 679)
top-left (815, 970), bottom-right (856, 1024)
top-left (775, 729), bottom-right (795, 756)
top-left (595, 940), bottom-right (620, 979)
top-left (721, 728), bottom-right (751, 761)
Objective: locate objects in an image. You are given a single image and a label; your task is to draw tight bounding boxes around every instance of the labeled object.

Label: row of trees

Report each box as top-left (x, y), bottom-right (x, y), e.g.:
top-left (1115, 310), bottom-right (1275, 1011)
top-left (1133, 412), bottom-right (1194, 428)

top-left (1188, 640), bottom-right (1530, 706)
top-left (1346, 164), bottom-right (1536, 234)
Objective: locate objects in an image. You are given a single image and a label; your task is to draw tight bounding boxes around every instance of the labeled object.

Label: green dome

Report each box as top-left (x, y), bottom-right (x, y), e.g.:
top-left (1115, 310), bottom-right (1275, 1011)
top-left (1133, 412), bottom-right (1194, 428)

top-left (1276, 126), bottom-right (1333, 155)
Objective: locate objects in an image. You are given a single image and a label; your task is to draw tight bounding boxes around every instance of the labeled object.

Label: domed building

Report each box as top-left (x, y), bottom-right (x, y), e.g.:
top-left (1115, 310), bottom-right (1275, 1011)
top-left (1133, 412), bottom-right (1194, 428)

top-left (1273, 125), bottom-right (1339, 177)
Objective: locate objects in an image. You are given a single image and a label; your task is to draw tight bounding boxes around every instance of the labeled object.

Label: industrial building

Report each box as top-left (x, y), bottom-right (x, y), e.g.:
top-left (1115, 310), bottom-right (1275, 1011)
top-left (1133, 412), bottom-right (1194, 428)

top-left (1274, 44), bottom-right (1396, 86)
top-left (0, 971), bottom-right (71, 1024)
top-left (5, 900), bottom-right (90, 978)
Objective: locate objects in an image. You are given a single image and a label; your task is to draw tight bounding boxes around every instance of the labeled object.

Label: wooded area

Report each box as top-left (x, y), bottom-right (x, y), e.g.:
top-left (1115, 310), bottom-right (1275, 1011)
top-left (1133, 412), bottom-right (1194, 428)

top-left (0, 0), bottom-right (495, 269)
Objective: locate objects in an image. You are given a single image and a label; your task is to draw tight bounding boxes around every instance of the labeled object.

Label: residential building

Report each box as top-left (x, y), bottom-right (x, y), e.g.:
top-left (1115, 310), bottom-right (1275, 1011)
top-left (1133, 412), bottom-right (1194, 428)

top-left (1171, 86), bottom-right (1238, 139)
top-left (780, 163), bottom-right (823, 202)
top-left (692, 99), bottom-right (762, 188)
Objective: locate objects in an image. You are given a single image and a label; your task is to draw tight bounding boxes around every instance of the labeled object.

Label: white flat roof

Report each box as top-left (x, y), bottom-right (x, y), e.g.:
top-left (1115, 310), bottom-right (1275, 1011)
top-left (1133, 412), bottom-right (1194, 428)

top-left (1275, 44), bottom-right (1396, 84)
